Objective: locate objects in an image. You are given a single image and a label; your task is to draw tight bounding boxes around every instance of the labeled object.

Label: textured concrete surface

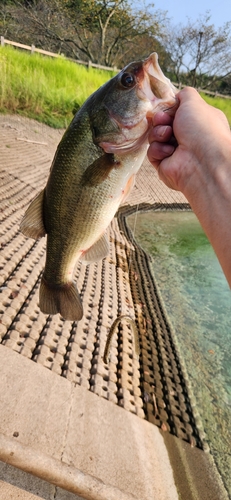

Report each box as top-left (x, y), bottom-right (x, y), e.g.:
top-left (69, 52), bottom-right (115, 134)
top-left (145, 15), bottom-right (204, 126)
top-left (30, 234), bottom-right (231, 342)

top-left (0, 115), bottom-right (229, 500)
top-left (0, 462), bottom-right (84, 499)
top-left (0, 115), bottom-right (202, 447)
top-left (0, 345), bottom-right (178, 500)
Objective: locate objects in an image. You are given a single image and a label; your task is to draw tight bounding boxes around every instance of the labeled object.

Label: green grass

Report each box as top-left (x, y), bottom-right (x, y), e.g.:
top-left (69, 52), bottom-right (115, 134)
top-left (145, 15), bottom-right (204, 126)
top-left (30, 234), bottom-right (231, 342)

top-left (0, 46), bottom-right (115, 128)
top-left (0, 46), bottom-right (231, 128)
top-left (201, 93), bottom-right (231, 126)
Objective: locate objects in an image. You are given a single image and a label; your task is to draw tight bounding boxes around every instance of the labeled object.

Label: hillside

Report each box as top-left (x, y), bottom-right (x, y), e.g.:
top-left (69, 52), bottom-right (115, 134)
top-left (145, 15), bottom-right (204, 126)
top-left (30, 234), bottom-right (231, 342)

top-left (0, 46), bottom-right (231, 128)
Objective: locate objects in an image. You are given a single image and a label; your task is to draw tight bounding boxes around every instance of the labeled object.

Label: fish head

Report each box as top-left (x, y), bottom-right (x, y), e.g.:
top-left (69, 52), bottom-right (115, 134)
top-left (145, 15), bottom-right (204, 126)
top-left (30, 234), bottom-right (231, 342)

top-left (89, 52), bottom-right (179, 154)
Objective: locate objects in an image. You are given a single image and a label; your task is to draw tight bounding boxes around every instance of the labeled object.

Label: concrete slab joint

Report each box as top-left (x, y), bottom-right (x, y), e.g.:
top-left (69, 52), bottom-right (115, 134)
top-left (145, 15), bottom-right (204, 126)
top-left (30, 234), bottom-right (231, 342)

top-left (0, 346), bottom-right (179, 500)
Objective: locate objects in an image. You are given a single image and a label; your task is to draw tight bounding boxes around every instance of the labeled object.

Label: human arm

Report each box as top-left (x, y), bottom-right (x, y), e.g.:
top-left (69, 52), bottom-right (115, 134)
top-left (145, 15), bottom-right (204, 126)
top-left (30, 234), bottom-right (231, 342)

top-left (147, 87), bottom-right (231, 286)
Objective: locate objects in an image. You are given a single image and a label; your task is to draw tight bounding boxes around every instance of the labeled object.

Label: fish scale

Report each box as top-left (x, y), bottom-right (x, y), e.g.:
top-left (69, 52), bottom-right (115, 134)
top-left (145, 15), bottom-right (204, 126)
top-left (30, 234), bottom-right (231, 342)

top-left (20, 52), bottom-right (178, 321)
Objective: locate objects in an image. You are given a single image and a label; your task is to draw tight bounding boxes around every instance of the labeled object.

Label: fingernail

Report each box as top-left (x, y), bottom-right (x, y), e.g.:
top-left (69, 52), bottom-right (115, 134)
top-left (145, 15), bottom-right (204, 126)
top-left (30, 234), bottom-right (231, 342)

top-left (157, 126), bottom-right (168, 137)
top-left (162, 144), bottom-right (175, 154)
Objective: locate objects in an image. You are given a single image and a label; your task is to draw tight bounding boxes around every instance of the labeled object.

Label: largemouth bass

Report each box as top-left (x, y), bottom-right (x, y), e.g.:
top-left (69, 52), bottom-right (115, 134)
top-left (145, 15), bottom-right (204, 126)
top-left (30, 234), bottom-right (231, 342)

top-left (20, 53), bottom-right (178, 321)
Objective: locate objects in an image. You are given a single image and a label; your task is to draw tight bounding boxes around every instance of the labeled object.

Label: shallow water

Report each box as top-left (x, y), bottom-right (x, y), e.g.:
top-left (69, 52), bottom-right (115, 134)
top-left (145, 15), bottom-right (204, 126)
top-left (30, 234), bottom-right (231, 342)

top-left (128, 210), bottom-right (231, 495)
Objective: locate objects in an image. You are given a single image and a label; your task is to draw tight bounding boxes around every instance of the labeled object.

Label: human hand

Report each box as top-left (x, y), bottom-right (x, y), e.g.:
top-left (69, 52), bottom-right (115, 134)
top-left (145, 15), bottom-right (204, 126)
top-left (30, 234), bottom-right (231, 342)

top-left (148, 87), bottom-right (231, 194)
top-left (148, 87), bottom-right (231, 286)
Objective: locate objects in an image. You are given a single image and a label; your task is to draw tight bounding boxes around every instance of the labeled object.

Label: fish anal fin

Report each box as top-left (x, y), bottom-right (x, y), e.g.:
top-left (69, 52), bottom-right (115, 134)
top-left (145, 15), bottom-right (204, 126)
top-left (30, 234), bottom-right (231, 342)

top-left (39, 277), bottom-right (83, 321)
top-left (20, 189), bottom-right (46, 239)
top-left (80, 233), bottom-right (110, 265)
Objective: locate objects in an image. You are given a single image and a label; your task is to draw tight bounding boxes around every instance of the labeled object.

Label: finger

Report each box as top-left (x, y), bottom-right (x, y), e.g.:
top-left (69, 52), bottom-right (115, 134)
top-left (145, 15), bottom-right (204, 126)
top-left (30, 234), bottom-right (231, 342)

top-left (152, 111), bottom-right (173, 127)
top-left (147, 142), bottom-right (175, 163)
top-left (149, 124), bottom-right (173, 144)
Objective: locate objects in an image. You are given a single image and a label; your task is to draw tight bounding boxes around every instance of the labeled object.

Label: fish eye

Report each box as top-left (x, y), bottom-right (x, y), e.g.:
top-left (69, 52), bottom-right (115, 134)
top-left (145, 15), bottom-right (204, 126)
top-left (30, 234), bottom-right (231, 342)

top-left (120, 72), bottom-right (136, 88)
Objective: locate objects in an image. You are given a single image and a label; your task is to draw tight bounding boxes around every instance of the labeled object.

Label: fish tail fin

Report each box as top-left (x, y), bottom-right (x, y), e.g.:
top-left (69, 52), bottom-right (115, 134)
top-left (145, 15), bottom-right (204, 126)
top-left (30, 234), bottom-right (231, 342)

top-left (39, 277), bottom-right (83, 321)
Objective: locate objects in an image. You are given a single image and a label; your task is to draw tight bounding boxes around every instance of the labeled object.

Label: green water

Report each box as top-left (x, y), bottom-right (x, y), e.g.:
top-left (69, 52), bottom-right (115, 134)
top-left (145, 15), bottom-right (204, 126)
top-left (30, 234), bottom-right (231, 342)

top-left (128, 210), bottom-right (231, 495)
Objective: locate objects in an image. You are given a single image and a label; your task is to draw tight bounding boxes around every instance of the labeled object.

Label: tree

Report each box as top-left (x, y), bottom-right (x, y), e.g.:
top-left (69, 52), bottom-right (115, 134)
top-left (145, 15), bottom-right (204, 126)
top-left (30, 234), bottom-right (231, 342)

top-left (3, 0), bottom-right (168, 68)
top-left (163, 13), bottom-right (231, 90)
top-left (0, 1), bottom-right (16, 38)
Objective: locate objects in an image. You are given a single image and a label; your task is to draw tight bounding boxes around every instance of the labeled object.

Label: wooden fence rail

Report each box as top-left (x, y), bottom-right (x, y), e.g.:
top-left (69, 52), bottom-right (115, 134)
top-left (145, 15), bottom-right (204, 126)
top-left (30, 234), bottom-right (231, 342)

top-left (174, 82), bottom-right (231, 99)
top-left (0, 36), bottom-right (118, 72)
top-left (1, 36), bottom-right (230, 99)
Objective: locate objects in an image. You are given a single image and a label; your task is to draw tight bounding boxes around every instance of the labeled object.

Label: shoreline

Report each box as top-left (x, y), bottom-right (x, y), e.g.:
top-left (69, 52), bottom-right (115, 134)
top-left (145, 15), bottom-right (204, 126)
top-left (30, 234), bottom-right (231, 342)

top-left (118, 205), bottom-right (229, 499)
top-left (0, 114), bottom-right (229, 499)
top-left (117, 205), bottom-right (208, 450)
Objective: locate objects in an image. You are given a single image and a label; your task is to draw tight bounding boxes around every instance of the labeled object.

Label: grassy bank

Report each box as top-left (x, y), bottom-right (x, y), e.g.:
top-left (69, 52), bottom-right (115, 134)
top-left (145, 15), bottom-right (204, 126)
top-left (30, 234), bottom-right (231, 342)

top-left (0, 45), bottom-right (231, 128)
top-left (0, 46), bottom-right (115, 128)
top-left (201, 93), bottom-right (231, 125)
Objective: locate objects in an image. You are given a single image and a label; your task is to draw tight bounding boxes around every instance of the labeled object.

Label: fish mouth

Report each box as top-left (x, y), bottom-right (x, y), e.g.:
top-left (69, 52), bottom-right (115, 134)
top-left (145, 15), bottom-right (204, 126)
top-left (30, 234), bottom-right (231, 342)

top-left (141, 52), bottom-right (179, 116)
top-left (99, 53), bottom-right (179, 155)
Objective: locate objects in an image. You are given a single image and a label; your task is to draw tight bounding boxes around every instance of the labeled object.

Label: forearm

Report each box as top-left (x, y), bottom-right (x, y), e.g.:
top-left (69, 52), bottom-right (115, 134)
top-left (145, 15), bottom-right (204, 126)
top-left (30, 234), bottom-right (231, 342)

top-left (182, 141), bottom-right (231, 286)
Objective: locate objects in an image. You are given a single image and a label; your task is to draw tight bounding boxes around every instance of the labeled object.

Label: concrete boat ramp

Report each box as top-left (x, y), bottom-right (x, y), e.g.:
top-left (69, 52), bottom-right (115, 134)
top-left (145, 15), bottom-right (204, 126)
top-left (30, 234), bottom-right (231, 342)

top-left (0, 115), bottom-right (228, 500)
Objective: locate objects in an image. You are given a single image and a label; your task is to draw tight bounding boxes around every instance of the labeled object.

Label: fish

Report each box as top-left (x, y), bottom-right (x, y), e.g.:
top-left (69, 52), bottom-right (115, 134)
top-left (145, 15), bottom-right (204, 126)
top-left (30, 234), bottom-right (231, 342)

top-left (20, 52), bottom-right (178, 321)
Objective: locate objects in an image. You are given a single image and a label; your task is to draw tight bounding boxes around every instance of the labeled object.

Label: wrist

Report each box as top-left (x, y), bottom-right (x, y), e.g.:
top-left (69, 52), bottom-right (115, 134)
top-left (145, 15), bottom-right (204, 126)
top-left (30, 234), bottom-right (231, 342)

top-left (182, 134), bottom-right (231, 205)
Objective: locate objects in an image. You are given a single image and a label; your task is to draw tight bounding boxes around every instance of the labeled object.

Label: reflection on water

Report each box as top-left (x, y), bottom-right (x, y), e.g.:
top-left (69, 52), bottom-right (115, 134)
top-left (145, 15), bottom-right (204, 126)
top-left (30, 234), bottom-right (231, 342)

top-left (128, 210), bottom-right (231, 495)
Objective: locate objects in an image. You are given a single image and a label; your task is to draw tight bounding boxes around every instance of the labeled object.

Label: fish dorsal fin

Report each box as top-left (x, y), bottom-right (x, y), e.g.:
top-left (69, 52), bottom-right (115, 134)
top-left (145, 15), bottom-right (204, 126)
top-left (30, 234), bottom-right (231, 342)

top-left (20, 189), bottom-right (46, 239)
top-left (80, 233), bottom-right (110, 265)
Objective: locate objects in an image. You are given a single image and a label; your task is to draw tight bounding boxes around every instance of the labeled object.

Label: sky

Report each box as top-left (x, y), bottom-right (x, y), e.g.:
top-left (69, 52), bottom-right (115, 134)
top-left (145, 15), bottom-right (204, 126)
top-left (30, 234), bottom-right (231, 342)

top-left (152, 0), bottom-right (231, 29)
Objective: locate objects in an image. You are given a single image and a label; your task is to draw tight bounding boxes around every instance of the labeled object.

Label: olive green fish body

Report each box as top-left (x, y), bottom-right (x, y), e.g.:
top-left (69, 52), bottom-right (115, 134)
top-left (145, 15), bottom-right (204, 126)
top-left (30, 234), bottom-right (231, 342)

top-left (21, 52), bottom-right (178, 321)
top-left (43, 110), bottom-right (147, 283)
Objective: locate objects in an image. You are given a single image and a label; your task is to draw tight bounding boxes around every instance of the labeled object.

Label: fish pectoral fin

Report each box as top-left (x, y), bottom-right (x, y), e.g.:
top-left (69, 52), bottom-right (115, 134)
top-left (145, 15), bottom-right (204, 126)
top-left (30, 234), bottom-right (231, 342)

top-left (80, 233), bottom-right (110, 265)
top-left (120, 174), bottom-right (135, 205)
top-left (20, 189), bottom-right (46, 239)
top-left (39, 277), bottom-right (83, 321)
top-left (82, 154), bottom-right (120, 186)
